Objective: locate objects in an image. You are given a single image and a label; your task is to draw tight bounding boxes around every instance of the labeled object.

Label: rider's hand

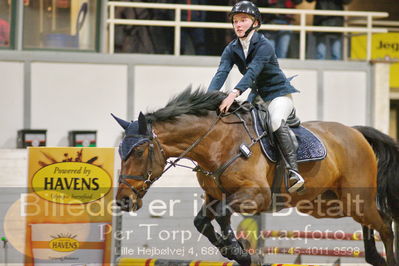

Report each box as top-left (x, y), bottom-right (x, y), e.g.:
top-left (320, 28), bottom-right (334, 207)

top-left (219, 90), bottom-right (240, 113)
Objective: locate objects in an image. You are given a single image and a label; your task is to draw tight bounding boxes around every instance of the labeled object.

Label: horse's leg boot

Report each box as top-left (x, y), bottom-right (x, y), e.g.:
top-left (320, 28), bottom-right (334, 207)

top-left (274, 122), bottom-right (305, 193)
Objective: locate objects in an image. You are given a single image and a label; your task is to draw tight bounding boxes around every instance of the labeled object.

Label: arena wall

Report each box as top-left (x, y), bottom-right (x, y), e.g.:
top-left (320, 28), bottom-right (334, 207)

top-left (0, 52), bottom-right (378, 149)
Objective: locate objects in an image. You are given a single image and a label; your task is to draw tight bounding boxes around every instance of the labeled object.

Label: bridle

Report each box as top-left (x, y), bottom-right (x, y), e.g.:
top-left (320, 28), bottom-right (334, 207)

top-left (119, 105), bottom-right (265, 199)
top-left (118, 122), bottom-right (167, 199)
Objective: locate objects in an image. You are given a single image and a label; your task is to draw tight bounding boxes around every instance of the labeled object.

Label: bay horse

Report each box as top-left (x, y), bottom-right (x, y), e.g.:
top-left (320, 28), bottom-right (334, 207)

top-left (114, 88), bottom-right (399, 266)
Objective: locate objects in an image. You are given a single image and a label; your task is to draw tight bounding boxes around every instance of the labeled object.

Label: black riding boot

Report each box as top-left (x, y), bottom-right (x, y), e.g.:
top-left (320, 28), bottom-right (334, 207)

top-left (274, 122), bottom-right (305, 193)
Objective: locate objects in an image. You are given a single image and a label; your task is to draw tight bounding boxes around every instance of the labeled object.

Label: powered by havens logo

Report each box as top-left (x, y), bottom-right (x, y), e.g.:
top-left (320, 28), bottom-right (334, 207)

top-left (32, 161), bottom-right (112, 204)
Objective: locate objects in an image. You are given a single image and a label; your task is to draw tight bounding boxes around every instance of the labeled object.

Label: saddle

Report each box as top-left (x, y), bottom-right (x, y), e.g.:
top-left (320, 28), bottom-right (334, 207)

top-left (251, 104), bottom-right (327, 163)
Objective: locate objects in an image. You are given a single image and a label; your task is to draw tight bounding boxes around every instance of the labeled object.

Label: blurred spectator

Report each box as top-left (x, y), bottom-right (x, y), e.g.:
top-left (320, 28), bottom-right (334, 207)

top-left (0, 0), bottom-right (10, 47)
top-left (177, 0), bottom-right (206, 55)
top-left (150, 0), bottom-right (174, 54)
top-left (306, 0), bottom-right (352, 60)
top-left (0, 18), bottom-right (9, 46)
top-left (114, 0), bottom-right (155, 53)
top-left (258, 0), bottom-right (303, 58)
top-left (205, 0), bottom-right (229, 56)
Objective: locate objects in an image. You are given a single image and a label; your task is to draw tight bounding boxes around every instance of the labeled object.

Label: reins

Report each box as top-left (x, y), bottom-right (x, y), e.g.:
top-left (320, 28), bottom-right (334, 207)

top-left (161, 104), bottom-right (265, 194)
top-left (120, 104), bottom-right (265, 197)
top-left (161, 112), bottom-right (223, 174)
top-left (192, 110), bottom-right (266, 193)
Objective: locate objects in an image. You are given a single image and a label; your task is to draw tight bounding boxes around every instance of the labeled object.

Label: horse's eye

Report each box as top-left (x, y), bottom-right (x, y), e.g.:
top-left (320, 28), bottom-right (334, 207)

top-left (134, 150), bottom-right (144, 158)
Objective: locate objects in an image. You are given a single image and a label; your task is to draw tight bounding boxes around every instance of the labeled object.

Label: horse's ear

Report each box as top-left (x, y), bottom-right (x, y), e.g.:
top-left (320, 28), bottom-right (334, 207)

top-left (111, 113), bottom-right (130, 130)
top-left (138, 112), bottom-right (147, 135)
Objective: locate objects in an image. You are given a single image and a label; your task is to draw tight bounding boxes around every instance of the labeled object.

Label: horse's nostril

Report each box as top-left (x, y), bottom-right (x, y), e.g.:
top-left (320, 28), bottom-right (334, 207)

top-left (116, 197), bottom-right (132, 211)
top-left (116, 196), bottom-right (141, 212)
top-left (122, 197), bottom-right (131, 207)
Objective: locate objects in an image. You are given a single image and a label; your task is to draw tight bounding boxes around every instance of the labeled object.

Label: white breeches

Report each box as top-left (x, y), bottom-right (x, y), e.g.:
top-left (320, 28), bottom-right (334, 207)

top-left (263, 94), bottom-right (294, 132)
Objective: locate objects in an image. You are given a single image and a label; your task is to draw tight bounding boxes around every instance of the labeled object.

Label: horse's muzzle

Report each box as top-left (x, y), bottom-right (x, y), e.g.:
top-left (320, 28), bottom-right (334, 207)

top-left (117, 196), bottom-right (142, 212)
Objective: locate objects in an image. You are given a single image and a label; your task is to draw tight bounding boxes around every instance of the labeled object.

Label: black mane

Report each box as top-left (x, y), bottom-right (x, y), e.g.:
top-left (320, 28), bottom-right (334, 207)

top-left (146, 87), bottom-right (241, 122)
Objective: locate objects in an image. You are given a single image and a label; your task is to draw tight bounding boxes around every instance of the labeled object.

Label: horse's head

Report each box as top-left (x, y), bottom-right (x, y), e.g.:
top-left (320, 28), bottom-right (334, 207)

top-left (113, 112), bottom-right (166, 212)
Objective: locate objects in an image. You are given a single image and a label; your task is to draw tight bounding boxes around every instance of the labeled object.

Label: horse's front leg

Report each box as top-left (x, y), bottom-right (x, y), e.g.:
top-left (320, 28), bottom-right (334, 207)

top-left (194, 194), bottom-right (252, 265)
top-left (214, 213), bottom-right (253, 265)
top-left (193, 196), bottom-right (225, 251)
top-left (213, 188), bottom-right (269, 265)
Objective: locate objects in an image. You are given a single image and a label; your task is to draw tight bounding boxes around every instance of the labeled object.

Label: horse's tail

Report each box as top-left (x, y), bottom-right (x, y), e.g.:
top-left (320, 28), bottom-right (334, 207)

top-left (353, 126), bottom-right (399, 220)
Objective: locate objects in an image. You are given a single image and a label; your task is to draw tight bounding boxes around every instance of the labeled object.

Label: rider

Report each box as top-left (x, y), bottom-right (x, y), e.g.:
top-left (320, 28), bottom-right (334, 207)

top-left (207, 0), bottom-right (304, 193)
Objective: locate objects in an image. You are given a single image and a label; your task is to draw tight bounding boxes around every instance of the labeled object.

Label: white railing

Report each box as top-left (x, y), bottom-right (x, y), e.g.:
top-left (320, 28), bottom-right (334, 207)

top-left (107, 1), bottom-right (389, 60)
top-left (349, 19), bottom-right (399, 32)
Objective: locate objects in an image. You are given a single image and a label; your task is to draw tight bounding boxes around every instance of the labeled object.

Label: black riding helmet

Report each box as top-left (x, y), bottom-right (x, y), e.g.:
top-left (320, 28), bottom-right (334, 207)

top-left (229, 1), bottom-right (262, 30)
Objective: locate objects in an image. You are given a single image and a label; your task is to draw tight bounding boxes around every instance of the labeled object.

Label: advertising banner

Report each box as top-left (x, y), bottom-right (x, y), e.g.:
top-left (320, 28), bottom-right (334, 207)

top-left (351, 33), bottom-right (399, 88)
top-left (24, 147), bottom-right (115, 265)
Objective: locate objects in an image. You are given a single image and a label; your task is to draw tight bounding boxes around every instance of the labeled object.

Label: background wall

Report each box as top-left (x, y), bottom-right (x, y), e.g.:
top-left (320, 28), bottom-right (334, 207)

top-left (30, 62), bottom-right (127, 147)
top-left (0, 62), bottom-right (24, 148)
top-left (0, 53), bottom-right (373, 148)
top-left (133, 61), bottom-right (369, 125)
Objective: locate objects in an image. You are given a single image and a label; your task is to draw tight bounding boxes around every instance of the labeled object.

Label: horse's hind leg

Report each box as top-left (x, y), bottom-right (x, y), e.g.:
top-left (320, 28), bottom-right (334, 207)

top-left (362, 202), bottom-right (396, 266)
top-left (350, 192), bottom-right (395, 266)
top-left (362, 226), bottom-right (386, 266)
top-left (373, 220), bottom-right (395, 266)
top-left (394, 221), bottom-right (399, 264)
top-left (379, 221), bottom-right (396, 266)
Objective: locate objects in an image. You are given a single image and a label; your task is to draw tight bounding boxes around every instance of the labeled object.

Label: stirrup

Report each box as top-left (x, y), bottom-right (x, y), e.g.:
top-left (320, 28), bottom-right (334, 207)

top-left (288, 170), bottom-right (305, 193)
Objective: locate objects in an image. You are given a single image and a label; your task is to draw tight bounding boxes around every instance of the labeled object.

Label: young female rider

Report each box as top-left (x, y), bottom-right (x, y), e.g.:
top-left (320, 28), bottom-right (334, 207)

top-left (207, 0), bottom-right (304, 193)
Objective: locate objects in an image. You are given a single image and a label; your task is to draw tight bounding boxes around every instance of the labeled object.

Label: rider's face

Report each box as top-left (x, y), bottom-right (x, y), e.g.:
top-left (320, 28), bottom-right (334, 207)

top-left (232, 13), bottom-right (257, 38)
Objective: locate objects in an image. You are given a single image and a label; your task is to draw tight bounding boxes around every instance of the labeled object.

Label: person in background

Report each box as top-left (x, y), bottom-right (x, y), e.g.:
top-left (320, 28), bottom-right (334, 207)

top-left (114, 0), bottom-right (155, 53)
top-left (0, 18), bottom-right (9, 46)
top-left (258, 0), bottom-right (303, 58)
top-left (151, 0), bottom-right (175, 54)
top-left (306, 0), bottom-right (352, 60)
top-left (207, 0), bottom-right (230, 56)
top-left (0, 0), bottom-right (10, 47)
top-left (177, 0), bottom-right (206, 55)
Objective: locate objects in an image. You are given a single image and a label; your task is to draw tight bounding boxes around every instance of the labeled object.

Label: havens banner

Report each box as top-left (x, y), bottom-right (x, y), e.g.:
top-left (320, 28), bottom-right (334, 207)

top-left (25, 147), bottom-right (115, 265)
top-left (31, 161), bottom-right (112, 204)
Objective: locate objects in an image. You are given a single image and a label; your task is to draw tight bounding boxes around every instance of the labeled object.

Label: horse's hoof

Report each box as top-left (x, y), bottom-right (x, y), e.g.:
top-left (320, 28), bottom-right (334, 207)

top-left (235, 255), bottom-right (251, 266)
top-left (219, 242), bottom-right (251, 265)
top-left (235, 253), bottom-right (263, 266)
top-left (249, 254), bottom-right (263, 265)
top-left (237, 237), bottom-right (251, 250)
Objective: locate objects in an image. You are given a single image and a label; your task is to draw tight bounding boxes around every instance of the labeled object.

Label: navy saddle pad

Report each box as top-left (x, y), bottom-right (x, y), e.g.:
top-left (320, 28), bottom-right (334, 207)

top-left (251, 109), bottom-right (327, 163)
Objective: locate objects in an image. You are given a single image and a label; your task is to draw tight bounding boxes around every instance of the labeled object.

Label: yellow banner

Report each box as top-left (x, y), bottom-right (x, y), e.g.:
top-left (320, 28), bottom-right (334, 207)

top-left (351, 33), bottom-right (399, 88)
top-left (25, 147), bottom-right (115, 265)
